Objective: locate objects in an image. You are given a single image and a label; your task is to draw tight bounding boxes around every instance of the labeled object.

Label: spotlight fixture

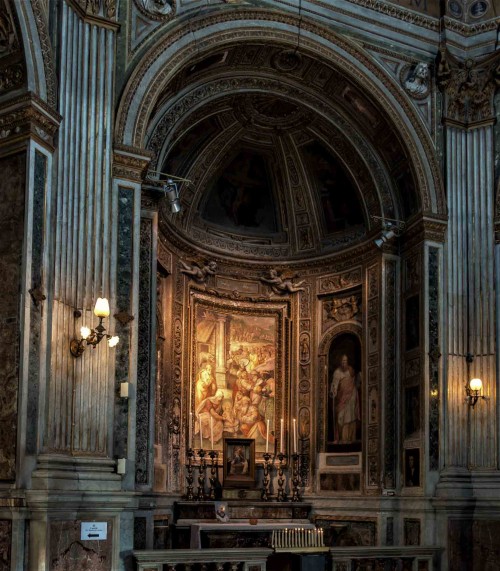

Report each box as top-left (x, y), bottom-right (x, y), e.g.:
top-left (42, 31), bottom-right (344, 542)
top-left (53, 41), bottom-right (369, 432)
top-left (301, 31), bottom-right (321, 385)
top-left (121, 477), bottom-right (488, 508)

top-left (164, 179), bottom-right (181, 214)
top-left (372, 216), bottom-right (406, 249)
top-left (146, 170), bottom-right (193, 215)
top-left (70, 297), bottom-right (119, 357)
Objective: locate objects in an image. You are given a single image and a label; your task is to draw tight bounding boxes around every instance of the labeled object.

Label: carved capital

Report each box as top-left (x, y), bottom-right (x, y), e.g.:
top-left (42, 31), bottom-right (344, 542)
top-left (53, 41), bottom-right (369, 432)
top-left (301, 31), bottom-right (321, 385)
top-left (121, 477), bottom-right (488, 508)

top-left (0, 92), bottom-right (61, 155)
top-left (113, 144), bottom-right (153, 182)
top-left (66, 0), bottom-right (119, 28)
top-left (437, 48), bottom-right (500, 128)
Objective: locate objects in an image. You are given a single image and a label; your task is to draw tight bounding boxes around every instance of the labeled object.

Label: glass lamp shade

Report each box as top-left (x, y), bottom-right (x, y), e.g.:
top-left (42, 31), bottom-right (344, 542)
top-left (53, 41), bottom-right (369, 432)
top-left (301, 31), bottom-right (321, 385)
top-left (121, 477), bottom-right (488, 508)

top-left (108, 335), bottom-right (119, 348)
top-left (469, 378), bottom-right (483, 392)
top-left (94, 297), bottom-right (110, 318)
top-left (80, 326), bottom-right (91, 340)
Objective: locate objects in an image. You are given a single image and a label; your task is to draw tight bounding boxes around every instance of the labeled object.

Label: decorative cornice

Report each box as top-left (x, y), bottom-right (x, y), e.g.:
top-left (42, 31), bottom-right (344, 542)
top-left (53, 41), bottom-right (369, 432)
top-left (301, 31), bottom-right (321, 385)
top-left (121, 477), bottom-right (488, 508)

top-left (400, 213), bottom-right (448, 251)
top-left (0, 91), bottom-right (61, 154)
top-left (113, 143), bottom-right (153, 182)
top-left (443, 15), bottom-right (500, 37)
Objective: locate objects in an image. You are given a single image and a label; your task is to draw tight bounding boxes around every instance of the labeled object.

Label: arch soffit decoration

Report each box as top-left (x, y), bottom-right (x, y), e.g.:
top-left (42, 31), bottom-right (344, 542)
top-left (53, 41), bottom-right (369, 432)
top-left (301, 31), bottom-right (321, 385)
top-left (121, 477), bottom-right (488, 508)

top-left (115, 11), bottom-right (445, 217)
top-left (150, 81), bottom-right (394, 229)
top-left (10, 0), bottom-right (57, 107)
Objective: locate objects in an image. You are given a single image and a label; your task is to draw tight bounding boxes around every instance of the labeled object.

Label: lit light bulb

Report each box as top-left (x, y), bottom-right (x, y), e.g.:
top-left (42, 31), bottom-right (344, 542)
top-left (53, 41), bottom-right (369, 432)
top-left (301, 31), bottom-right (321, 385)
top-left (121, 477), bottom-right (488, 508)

top-left (94, 297), bottom-right (110, 318)
top-left (108, 335), bottom-right (119, 348)
top-left (80, 326), bottom-right (91, 340)
top-left (469, 378), bottom-right (482, 392)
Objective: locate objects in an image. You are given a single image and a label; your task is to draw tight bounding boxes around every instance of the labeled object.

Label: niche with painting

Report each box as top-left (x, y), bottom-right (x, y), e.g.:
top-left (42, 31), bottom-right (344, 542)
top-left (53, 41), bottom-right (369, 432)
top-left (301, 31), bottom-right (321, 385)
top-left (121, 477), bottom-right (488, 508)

top-left (327, 332), bottom-right (362, 453)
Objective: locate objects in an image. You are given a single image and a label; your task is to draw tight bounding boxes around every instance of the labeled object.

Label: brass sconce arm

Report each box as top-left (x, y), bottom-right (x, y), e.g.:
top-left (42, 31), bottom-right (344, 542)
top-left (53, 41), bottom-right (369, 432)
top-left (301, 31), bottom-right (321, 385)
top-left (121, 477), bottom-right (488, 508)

top-left (70, 298), bottom-right (119, 357)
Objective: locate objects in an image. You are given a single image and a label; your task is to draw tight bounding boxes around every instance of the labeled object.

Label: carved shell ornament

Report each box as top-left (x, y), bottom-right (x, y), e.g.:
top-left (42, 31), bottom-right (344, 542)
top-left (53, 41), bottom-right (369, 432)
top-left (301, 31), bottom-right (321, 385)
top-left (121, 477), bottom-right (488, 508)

top-left (134, 0), bottom-right (174, 20)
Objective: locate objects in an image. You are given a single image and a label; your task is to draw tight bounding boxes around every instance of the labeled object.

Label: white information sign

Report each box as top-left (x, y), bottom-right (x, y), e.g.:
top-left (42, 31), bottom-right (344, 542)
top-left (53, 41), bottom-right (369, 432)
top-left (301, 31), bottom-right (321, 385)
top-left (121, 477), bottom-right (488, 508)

top-left (81, 522), bottom-right (107, 541)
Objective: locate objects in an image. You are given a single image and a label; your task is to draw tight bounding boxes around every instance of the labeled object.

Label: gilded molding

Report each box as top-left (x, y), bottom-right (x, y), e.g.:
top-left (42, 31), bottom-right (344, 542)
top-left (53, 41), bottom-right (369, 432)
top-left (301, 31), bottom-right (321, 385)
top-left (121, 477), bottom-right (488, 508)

top-left (0, 91), bottom-right (61, 153)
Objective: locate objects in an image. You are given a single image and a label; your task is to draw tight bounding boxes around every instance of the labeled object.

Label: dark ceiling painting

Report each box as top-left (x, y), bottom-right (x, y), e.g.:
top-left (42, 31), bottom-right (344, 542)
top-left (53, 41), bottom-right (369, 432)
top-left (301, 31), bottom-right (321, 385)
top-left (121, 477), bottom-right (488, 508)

top-left (201, 149), bottom-right (279, 234)
top-left (163, 117), bottom-right (220, 178)
top-left (302, 141), bottom-right (365, 235)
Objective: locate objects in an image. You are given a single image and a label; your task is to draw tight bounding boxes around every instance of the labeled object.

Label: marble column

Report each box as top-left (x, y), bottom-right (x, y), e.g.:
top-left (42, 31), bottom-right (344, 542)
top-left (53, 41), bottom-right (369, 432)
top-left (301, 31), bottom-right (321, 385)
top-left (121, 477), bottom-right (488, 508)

top-left (437, 49), bottom-right (500, 489)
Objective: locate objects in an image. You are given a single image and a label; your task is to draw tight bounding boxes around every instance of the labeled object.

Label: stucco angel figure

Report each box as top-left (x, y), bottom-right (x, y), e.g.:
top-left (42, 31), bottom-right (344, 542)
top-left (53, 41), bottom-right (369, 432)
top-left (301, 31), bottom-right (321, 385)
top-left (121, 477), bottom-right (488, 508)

top-left (260, 268), bottom-right (305, 295)
top-left (179, 260), bottom-right (217, 284)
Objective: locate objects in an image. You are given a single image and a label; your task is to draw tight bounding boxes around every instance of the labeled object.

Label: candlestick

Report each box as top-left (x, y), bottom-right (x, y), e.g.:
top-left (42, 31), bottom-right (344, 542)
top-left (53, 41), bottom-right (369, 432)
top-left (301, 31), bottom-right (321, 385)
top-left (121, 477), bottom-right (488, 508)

top-left (266, 419), bottom-right (270, 453)
top-left (261, 452), bottom-right (272, 501)
top-left (198, 414), bottom-right (203, 449)
top-left (280, 418), bottom-right (284, 453)
top-left (276, 452), bottom-right (287, 501)
top-left (210, 416), bottom-right (214, 450)
top-left (293, 418), bottom-right (297, 454)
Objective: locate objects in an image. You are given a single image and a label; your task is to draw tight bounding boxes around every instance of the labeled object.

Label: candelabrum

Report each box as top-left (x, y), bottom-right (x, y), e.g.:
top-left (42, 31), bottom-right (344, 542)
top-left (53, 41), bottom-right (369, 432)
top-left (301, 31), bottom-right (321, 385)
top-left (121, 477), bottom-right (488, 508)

top-left (276, 452), bottom-right (287, 502)
top-left (197, 449), bottom-right (207, 501)
top-left (291, 453), bottom-right (301, 502)
top-left (185, 448), bottom-right (195, 501)
top-left (208, 450), bottom-right (218, 500)
top-left (261, 452), bottom-right (272, 501)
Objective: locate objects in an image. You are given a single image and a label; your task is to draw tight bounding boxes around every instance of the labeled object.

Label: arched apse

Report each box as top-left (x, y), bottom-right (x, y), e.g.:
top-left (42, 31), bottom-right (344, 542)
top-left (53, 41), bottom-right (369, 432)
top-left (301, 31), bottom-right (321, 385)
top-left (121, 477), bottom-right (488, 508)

top-left (115, 9), bottom-right (445, 219)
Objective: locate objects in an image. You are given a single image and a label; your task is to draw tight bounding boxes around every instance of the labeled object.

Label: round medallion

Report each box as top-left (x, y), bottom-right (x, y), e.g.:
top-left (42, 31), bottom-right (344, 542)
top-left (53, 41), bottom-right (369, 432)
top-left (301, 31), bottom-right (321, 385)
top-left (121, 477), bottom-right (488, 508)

top-left (447, 0), bottom-right (463, 17)
top-left (469, 0), bottom-right (489, 17)
top-left (271, 49), bottom-right (303, 73)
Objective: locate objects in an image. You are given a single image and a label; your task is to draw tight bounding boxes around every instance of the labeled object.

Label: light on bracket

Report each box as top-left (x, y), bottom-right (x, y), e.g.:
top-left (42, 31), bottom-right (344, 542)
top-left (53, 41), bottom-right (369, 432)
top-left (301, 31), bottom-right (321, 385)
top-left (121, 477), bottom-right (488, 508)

top-left (70, 297), bottom-right (120, 357)
top-left (372, 216), bottom-right (406, 249)
top-left (146, 170), bottom-right (193, 214)
top-left (464, 353), bottom-right (487, 408)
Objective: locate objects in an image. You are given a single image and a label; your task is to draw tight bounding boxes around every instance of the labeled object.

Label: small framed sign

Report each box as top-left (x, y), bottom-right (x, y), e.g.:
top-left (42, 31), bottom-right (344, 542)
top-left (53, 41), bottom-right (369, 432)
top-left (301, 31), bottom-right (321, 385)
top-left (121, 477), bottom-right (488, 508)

top-left (81, 522), bottom-right (107, 541)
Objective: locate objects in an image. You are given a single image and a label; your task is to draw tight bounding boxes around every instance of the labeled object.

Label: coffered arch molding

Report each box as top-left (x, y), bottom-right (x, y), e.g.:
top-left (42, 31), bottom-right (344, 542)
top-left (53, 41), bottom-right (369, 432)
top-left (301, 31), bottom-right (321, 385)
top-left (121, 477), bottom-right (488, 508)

top-left (148, 77), bottom-right (395, 227)
top-left (115, 10), bottom-right (445, 216)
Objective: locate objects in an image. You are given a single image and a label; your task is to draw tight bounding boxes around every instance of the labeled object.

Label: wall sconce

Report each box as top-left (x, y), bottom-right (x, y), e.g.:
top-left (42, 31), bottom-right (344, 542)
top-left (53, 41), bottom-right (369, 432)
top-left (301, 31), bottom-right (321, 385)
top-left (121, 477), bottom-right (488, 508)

top-left (70, 298), bottom-right (119, 357)
top-left (465, 378), bottom-right (485, 408)
top-left (372, 216), bottom-right (406, 249)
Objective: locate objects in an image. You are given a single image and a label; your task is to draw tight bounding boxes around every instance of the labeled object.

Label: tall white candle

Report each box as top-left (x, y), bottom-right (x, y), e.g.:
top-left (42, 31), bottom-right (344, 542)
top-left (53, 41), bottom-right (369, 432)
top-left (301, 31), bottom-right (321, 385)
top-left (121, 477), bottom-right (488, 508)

top-left (266, 419), bottom-right (270, 453)
top-left (210, 416), bottom-right (214, 450)
top-left (189, 412), bottom-right (193, 449)
top-left (280, 418), bottom-right (284, 453)
top-left (293, 418), bottom-right (297, 454)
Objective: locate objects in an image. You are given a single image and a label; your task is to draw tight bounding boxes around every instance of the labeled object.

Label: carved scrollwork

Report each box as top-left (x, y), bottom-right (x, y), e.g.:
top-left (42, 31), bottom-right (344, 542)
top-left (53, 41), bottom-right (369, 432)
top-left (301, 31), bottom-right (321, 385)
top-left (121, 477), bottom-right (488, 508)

top-left (324, 295), bottom-right (361, 323)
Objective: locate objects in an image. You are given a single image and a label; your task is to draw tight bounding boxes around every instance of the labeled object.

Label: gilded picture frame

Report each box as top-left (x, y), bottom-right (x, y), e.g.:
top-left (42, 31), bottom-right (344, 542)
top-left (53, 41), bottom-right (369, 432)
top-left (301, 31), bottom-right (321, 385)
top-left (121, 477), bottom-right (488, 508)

top-left (223, 437), bottom-right (255, 488)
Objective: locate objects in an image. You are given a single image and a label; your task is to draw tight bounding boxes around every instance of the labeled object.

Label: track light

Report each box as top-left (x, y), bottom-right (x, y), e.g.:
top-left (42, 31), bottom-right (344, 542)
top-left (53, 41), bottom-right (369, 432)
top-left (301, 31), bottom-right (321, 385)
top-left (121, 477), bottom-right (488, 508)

top-left (145, 170), bottom-right (193, 215)
top-left (372, 216), bottom-right (405, 249)
top-left (164, 179), bottom-right (181, 213)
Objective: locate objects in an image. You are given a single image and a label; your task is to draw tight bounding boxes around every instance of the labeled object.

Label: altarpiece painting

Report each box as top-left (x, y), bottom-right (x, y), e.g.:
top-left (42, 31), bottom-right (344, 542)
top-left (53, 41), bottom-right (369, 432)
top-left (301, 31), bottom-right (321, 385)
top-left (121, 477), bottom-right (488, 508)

top-left (190, 295), bottom-right (287, 461)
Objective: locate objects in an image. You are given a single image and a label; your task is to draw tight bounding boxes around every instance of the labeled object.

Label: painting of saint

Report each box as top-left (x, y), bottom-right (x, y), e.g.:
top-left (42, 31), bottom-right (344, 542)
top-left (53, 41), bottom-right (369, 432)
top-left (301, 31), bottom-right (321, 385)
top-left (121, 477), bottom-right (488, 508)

top-left (192, 305), bottom-right (278, 455)
top-left (327, 333), bottom-right (362, 453)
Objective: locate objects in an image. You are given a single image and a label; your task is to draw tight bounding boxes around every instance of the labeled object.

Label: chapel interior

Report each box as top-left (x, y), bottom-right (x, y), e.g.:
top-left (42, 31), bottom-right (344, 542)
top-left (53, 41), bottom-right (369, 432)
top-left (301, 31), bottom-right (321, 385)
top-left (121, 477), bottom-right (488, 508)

top-left (1, 0), bottom-right (500, 569)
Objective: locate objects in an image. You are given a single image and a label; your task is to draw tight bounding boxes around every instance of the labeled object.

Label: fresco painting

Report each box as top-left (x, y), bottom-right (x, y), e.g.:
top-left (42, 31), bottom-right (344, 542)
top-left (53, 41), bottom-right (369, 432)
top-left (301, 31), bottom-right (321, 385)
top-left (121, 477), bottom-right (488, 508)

top-left (193, 306), bottom-right (277, 455)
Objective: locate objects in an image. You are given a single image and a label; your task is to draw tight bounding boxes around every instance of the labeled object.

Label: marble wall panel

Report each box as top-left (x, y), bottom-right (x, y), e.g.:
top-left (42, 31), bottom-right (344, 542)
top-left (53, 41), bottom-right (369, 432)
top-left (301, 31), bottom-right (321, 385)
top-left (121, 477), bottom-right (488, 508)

top-left (0, 152), bottom-right (25, 480)
top-left (0, 520), bottom-right (11, 571)
top-left (49, 520), bottom-right (113, 571)
top-left (314, 517), bottom-right (376, 547)
top-left (449, 519), bottom-right (500, 571)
